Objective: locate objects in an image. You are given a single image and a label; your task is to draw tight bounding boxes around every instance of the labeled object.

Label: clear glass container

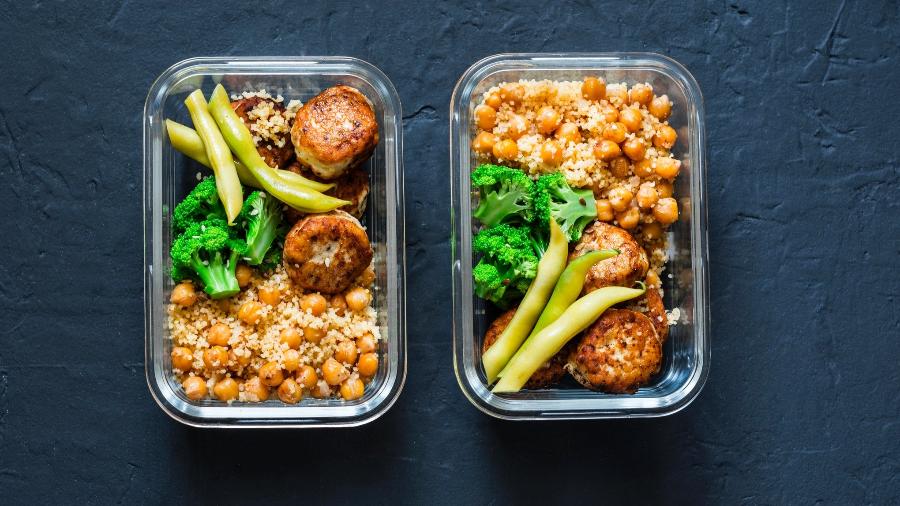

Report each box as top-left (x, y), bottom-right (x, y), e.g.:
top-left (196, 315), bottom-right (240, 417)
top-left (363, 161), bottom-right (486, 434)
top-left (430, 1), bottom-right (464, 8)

top-left (450, 53), bottom-right (709, 419)
top-left (144, 57), bottom-right (405, 428)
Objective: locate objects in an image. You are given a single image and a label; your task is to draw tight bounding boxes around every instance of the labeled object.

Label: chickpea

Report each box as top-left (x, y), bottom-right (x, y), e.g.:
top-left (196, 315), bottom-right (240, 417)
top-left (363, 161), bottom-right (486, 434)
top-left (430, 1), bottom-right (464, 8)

top-left (171, 347), bottom-right (195, 372)
top-left (653, 125), bottom-right (677, 150)
top-left (228, 348), bottom-right (251, 370)
top-left (474, 104), bottom-right (497, 130)
top-left (642, 222), bottom-right (664, 241)
top-left (500, 83), bottom-right (525, 105)
top-left (656, 181), bottom-right (674, 198)
top-left (540, 140), bottom-right (564, 165)
top-left (628, 83), bottom-right (654, 105)
top-left (296, 365), bottom-right (318, 390)
top-left (330, 294), bottom-right (348, 316)
top-left (649, 95), bottom-right (672, 120)
top-left (536, 106), bottom-right (561, 134)
top-left (334, 340), bottom-right (359, 365)
top-left (235, 264), bottom-right (252, 288)
top-left (237, 301), bottom-right (263, 325)
top-left (283, 349), bottom-right (301, 372)
top-left (606, 84), bottom-right (628, 104)
top-left (506, 114), bottom-right (529, 140)
top-left (594, 140), bottom-right (621, 161)
top-left (600, 105), bottom-right (619, 123)
top-left (602, 122), bottom-right (627, 144)
top-left (203, 346), bottom-right (229, 370)
top-left (555, 122), bottom-right (581, 145)
top-left (340, 377), bottom-right (366, 401)
top-left (581, 76), bottom-right (606, 101)
top-left (207, 323), bottom-right (232, 347)
top-left (258, 286), bottom-right (281, 306)
top-left (636, 184), bottom-right (659, 209)
top-left (595, 199), bottom-right (614, 221)
top-left (243, 376), bottom-right (269, 402)
top-left (632, 159), bottom-right (654, 178)
top-left (622, 137), bottom-right (647, 161)
top-left (357, 333), bottom-right (377, 354)
top-left (608, 187), bottom-right (634, 212)
top-left (280, 328), bottom-right (302, 350)
top-left (311, 380), bottom-right (332, 399)
top-left (616, 206), bottom-right (640, 230)
top-left (170, 282), bottom-right (197, 307)
top-left (322, 358), bottom-right (350, 386)
top-left (345, 287), bottom-right (371, 312)
top-left (357, 353), bottom-right (379, 377)
top-left (303, 326), bottom-right (325, 344)
top-left (608, 156), bottom-right (630, 178)
top-left (472, 131), bottom-right (497, 154)
top-left (182, 376), bottom-right (208, 400)
top-left (358, 267), bottom-right (376, 287)
top-left (653, 198), bottom-right (679, 225)
top-left (277, 378), bottom-right (303, 404)
top-left (300, 294), bottom-right (327, 316)
top-left (646, 270), bottom-right (662, 289)
top-left (485, 93), bottom-right (502, 109)
top-left (259, 361), bottom-right (285, 387)
top-left (492, 139), bottom-right (519, 160)
top-left (619, 108), bottom-right (643, 133)
top-left (654, 157), bottom-right (681, 179)
top-left (213, 377), bottom-right (239, 402)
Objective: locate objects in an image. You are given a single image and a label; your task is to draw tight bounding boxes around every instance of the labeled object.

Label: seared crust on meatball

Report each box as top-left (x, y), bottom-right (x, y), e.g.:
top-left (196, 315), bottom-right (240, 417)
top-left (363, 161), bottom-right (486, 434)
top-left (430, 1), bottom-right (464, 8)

top-left (624, 287), bottom-right (668, 343)
top-left (482, 308), bottom-right (567, 389)
top-left (291, 85), bottom-right (379, 180)
top-left (231, 97), bottom-right (295, 169)
top-left (282, 211), bottom-right (373, 294)
top-left (570, 222), bottom-right (649, 293)
top-left (565, 309), bottom-right (662, 393)
top-left (285, 161), bottom-right (370, 219)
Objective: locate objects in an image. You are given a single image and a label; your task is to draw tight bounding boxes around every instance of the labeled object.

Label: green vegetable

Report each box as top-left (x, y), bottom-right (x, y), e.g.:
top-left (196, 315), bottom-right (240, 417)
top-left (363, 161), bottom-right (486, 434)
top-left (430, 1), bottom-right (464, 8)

top-left (184, 90), bottom-right (243, 224)
top-left (533, 172), bottom-right (597, 243)
top-left (164, 119), bottom-right (333, 193)
top-left (170, 217), bottom-right (248, 299)
top-left (472, 224), bottom-right (540, 307)
top-left (492, 283), bottom-right (646, 393)
top-left (482, 219), bottom-right (568, 383)
top-left (172, 176), bottom-right (225, 232)
top-left (207, 84), bottom-right (349, 213)
top-left (239, 190), bottom-right (287, 267)
top-left (471, 163), bottom-right (534, 227)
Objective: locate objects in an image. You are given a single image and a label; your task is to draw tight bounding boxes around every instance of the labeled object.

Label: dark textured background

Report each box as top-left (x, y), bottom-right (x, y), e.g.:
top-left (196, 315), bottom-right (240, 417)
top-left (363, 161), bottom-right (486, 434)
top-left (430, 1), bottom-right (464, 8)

top-left (1, 1), bottom-right (898, 504)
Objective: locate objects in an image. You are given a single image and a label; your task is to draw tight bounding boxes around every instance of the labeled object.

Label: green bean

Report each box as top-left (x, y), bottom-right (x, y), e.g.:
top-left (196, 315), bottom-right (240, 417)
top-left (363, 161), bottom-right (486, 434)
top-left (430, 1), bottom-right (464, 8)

top-left (496, 248), bottom-right (619, 379)
top-left (482, 219), bottom-right (568, 383)
top-left (184, 90), bottom-right (243, 224)
top-left (164, 119), bottom-right (334, 193)
top-left (207, 84), bottom-right (349, 213)
top-left (492, 283), bottom-right (646, 393)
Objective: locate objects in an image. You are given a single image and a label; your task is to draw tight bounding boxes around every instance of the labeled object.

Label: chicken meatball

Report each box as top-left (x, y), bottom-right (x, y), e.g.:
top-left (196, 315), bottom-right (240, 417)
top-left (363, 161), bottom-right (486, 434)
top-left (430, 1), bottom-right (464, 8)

top-left (623, 286), bottom-right (669, 343)
top-left (291, 85), bottom-right (379, 180)
top-left (285, 161), bottom-right (370, 220)
top-left (482, 308), bottom-right (567, 389)
top-left (570, 222), bottom-right (649, 293)
top-left (231, 97), bottom-right (295, 169)
top-left (565, 309), bottom-right (662, 393)
top-left (283, 211), bottom-right (373, 294)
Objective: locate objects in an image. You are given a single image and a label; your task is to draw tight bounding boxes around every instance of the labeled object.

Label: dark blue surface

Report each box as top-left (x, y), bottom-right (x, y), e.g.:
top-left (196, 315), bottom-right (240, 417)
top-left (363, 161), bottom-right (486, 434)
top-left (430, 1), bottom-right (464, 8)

top-left (1, 1), bottom-right (898, 503)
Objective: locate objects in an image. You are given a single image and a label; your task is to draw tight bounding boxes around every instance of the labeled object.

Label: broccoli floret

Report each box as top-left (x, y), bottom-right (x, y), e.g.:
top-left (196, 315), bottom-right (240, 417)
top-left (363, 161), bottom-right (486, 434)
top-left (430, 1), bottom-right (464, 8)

top-left (239, 191), bottom-right (286, 268)
top-left (471, 164), bottom-right (534, 227)
top-left (472, 224), bottom-right (539, 307)
top-left (170, 217), bottom-right (248, 299)
top-left (172, 176), bottom-right (225, 232)
top-left (533, 173), bottom-right (597, 242)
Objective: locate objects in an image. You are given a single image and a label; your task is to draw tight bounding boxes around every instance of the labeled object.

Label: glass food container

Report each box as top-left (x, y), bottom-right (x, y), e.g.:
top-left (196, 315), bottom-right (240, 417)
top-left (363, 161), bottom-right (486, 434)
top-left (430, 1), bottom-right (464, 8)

top-left (450, 53), bottom-right (709, 419)
top-left (144, 57), bottom-right (406, 428)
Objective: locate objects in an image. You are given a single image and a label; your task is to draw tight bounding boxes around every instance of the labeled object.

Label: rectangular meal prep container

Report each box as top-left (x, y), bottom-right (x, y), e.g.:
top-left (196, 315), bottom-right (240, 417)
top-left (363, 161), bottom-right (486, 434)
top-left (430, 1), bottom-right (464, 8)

top-left (143, 57), bottom-right (406, 428)
top-left (450, 53), bottom-right (709, 419)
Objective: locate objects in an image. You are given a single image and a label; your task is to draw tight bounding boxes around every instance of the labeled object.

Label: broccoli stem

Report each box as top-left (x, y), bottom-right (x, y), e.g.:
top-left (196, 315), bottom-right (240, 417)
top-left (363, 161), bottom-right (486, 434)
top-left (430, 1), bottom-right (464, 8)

top-left (191, 250), bottom-right (240, 299)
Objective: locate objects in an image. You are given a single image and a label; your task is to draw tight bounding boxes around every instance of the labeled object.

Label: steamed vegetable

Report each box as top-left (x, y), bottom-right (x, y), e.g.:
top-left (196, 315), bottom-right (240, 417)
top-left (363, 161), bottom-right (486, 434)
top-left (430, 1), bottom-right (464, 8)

top-left (471, 163), bottom-right (534, 227)
top-left (492, 283), bottom-right (646, 393)
top-left (170, 217), bottom-right (248, 299)
top-left (472, 224), bottom-right (540, 307)
top-left (481, 219), bottom-right (568, 383)
top-left (184, 90), bottom-right (243, 224)
top-left (533, 172), bottom-right (597, 243)
top-left (240, 190), bottom-right (287, 268)
top-left (172, 176), bottom-right (225, 232)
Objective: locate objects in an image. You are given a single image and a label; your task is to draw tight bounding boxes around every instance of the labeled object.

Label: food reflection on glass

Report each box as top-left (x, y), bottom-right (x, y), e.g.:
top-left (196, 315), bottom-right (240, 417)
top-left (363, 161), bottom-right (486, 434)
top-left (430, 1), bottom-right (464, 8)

top-left (165, 84), bottom-right (382, 405)
top-left (471, 78), bottom-right (681, 394)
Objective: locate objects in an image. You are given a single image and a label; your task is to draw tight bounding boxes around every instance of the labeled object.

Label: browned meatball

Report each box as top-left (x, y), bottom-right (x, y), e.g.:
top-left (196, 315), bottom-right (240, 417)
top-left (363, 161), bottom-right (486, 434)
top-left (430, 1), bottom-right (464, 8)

top-left (570, 222), bottom-right (649, 293)
top-left (623, 286), bottom-right (669, 343)
top-left (291, 85), bottom-right (379, 180)
top-left (285, 161), bottom-right (370, 220)
top-left (231, 97), bottom-right (295, 169)
top-left (482, 308), bottom-right (567, 389)
top-left (565, 309), bottom-right (662, 393)
top-left (282, 211), bottom-right (373, 294)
